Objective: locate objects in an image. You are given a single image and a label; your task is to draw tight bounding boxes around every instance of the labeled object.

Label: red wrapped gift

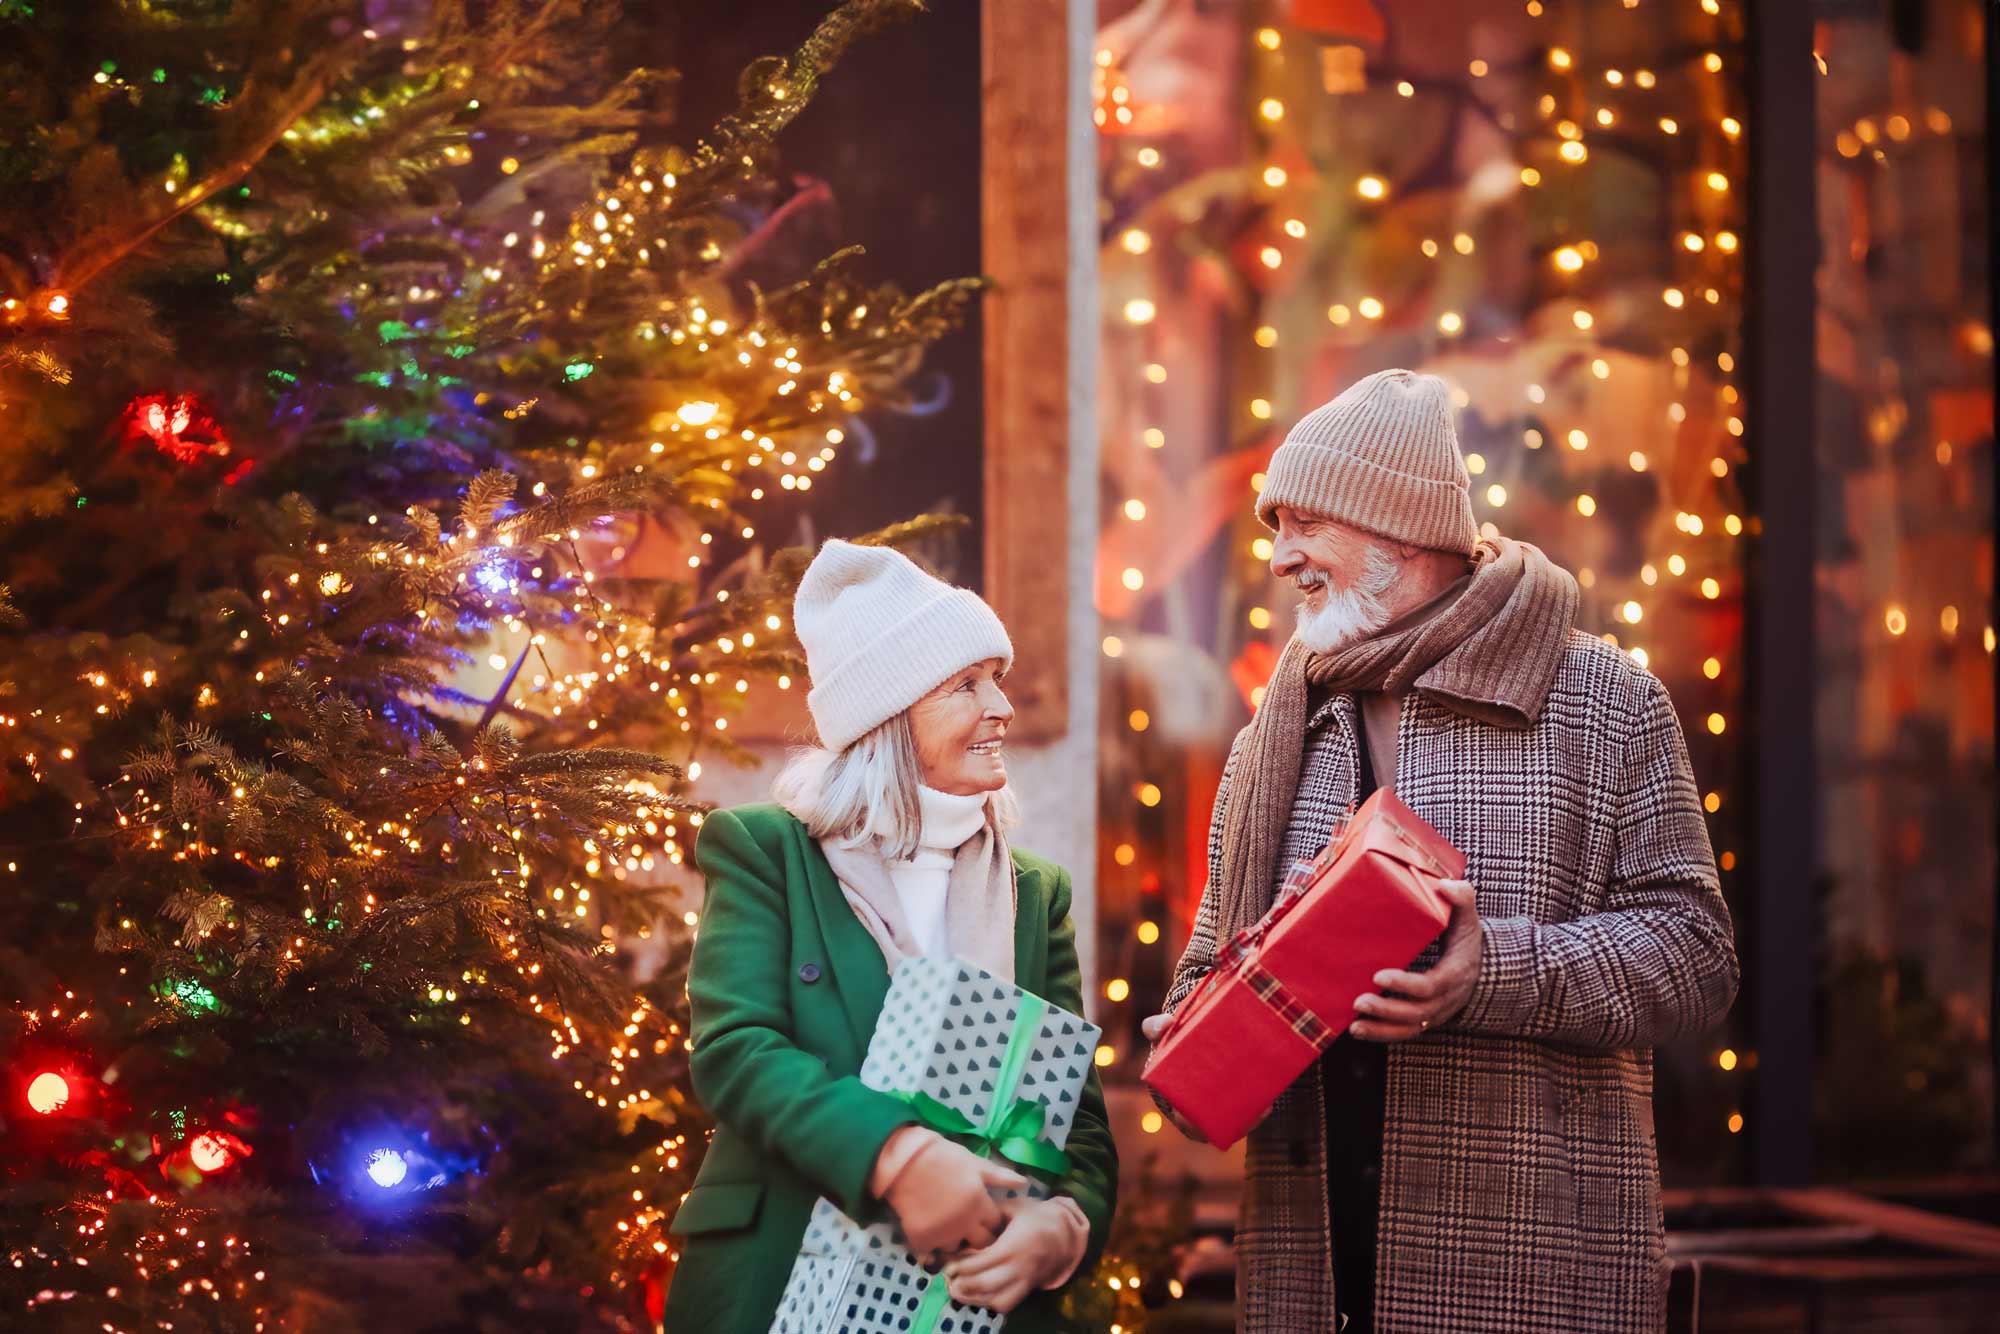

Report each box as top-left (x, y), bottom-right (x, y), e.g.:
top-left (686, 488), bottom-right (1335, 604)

top-left (1142, 787), bottom-right (1465, 1149)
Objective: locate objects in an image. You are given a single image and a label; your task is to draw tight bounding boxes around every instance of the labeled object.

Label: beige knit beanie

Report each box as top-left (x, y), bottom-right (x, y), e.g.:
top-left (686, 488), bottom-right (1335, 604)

top-left (793, 540), bottom-right (1015, 752)
top-left (1255, 368), bottom-right (1479, 555)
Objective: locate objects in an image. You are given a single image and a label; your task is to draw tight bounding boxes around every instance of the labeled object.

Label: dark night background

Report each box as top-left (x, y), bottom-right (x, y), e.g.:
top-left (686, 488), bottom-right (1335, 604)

top-left (653, 0), bottom-right (987, 586)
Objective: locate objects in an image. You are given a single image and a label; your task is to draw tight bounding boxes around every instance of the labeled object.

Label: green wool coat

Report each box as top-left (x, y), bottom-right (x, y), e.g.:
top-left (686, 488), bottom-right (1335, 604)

top-left (660, 804), bottom-right (1118, 1334)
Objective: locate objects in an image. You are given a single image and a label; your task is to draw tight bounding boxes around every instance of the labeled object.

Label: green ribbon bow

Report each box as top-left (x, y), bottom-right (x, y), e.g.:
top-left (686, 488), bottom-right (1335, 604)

top-left (888, 993), bottom-right (1073, 1180)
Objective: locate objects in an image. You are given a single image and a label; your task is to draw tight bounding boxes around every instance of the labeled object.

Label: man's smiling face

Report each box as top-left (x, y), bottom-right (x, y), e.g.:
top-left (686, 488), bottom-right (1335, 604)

top-left (1267, 507), bottom-right (1404, 653)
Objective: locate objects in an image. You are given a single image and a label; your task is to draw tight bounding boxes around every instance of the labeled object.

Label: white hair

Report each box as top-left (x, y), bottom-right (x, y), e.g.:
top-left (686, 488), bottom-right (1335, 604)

top-left (1295, 540), bottom-right (1402, 653)
top-left (771, 709), bottom-right (1020, 862)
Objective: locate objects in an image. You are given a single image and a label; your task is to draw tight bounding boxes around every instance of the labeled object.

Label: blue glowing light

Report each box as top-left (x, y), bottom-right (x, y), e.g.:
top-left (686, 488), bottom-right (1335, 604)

top-left (366, 1148), bottom-right (409, 1188)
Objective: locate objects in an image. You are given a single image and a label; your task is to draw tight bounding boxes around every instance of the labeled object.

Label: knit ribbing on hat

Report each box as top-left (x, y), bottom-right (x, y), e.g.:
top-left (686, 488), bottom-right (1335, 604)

top-left (792, 541), bottom-right (1015, 752)
top-left (1254, 368), bottom-right (1479, 555)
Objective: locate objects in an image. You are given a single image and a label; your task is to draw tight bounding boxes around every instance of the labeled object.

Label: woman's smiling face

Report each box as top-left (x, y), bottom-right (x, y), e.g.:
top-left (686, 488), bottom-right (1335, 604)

top-left (906, 658), bottom-right (1014, 796)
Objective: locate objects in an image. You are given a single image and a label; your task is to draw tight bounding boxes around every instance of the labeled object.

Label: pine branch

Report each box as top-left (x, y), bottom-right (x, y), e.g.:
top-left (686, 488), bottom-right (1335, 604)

top-left (57, 37), bottom-right (367, 297)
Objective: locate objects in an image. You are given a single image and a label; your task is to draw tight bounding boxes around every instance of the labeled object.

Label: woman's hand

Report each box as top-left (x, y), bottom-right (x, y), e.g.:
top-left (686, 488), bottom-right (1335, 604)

top-left (942, 1195), bottom-right (1090, 1312)
top-left (880, 1136), bottom-right (1025, 1263)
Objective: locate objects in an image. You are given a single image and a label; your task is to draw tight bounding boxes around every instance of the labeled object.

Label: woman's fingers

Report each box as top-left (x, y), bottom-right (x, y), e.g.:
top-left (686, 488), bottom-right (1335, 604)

top-left (947, 1271), bottom-right (1031, 1313)
top-left (960, 1217), bottom-right (1004, 1252)
top-left (976, 1160), bottom-right (1030, 1191)
top-left (944, 1241), bottom-right (1012, 1281)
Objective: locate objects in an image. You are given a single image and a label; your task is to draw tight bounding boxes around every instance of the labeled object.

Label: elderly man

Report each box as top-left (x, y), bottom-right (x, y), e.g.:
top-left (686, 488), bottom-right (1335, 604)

top-left (1141, 369), bottom-right (1740, 1333)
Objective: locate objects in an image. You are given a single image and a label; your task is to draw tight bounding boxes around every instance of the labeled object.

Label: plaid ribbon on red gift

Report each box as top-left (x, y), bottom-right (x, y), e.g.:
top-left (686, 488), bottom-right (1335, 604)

top-left (1158, 817), bottom-right (1351, 1054)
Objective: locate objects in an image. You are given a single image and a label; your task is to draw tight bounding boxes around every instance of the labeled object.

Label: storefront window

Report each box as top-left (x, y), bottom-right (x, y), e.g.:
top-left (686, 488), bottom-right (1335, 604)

top-left (1095, 0), bottom-right (1758, 1184)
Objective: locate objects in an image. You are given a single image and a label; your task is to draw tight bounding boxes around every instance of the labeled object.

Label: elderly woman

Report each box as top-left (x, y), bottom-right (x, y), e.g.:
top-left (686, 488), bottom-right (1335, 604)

top-left (661, 540), bottom-right (1117, 1333)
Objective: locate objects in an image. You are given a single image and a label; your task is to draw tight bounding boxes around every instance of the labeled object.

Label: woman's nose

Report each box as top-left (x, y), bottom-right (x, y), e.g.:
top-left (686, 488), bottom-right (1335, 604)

top-left (982, 683), bottom-right (1014, 723)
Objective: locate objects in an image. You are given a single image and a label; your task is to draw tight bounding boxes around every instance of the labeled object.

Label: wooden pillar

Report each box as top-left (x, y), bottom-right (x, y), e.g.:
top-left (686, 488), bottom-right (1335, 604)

top-left (982, 0), bottom-right (1074, 745)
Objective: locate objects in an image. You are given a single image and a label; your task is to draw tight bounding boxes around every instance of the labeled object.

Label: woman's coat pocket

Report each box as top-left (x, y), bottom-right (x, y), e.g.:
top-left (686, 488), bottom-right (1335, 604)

top-left (669, 1181), bottom-right (767, 1236)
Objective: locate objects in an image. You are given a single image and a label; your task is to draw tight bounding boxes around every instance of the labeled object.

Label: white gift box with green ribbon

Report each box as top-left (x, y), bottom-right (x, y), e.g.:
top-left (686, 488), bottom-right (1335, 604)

top-left (767, 956), bottom-right (1101, 1334)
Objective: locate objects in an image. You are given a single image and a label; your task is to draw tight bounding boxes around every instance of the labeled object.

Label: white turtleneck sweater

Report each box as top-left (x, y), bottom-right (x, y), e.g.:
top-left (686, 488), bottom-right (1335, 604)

top-left (887, 784), bottom-right (989, 958)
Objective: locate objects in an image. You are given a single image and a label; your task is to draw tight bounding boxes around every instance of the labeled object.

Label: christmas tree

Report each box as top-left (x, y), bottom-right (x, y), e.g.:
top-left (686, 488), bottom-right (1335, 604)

top-left (0, 1), bottom-right (974, 1328)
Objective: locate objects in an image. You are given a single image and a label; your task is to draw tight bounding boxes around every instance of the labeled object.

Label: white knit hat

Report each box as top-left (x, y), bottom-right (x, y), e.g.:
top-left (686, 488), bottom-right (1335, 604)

top-left (793, 540), bottom-right (1014, 752)
top-left (1255, 368), bottom-right (1479, 555)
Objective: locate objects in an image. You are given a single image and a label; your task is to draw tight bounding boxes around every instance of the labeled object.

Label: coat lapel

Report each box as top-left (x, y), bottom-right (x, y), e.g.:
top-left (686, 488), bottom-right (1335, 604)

top-left (791, 824), bottom-right (894, 1066)
top-left (1010, 857), bottom-right (1045, 994)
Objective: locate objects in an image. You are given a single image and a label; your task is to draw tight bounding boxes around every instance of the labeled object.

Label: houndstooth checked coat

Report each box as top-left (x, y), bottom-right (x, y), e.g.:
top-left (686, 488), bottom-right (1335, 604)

top-left (1163, 631), bottom-right (1740, 1333)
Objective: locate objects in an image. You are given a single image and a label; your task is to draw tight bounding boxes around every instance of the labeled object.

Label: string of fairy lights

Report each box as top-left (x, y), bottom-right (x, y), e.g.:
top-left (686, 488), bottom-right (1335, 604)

top-left (1085, 0), bottom-right (1955, 1166)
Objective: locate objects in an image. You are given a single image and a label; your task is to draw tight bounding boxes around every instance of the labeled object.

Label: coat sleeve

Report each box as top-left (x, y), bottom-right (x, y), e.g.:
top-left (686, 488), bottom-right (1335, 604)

top-left (686, 808), bottom-right (918, 1219)
top-left (1161, 729), bottom-right (1247, 1015)
top-left (1041, 863), bottom-right (1120, 1276)
top-left (1448, 672), bottom-right (1742, 1051)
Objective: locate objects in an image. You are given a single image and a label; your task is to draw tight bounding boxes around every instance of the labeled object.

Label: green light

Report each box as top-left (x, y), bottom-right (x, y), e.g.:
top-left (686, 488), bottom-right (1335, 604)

top-left (158, 978), bottom-right (219, 1013)
top-left (152, 69), bottom-right (166, 83)
top-left (564, 361), bottom-right (595, 381)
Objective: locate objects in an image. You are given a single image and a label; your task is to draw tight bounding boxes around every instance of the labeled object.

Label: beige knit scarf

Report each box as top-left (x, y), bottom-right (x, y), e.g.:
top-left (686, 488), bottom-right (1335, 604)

top-left (1212, 535), bottom-right (1577, 941)
top-left (818, 802), bottom-right (1018, 982)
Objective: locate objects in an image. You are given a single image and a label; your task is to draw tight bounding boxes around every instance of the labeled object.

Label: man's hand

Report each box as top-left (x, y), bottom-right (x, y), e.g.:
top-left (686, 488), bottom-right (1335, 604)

top-left (1138, 1011), bottom-right (1208, 1142)
top-left (1349, 878), bottom-right (1482, 1042)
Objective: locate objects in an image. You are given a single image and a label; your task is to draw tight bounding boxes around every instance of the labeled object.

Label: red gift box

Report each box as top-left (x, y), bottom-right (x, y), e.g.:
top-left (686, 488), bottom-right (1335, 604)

top-left (1142, 787), bottom-right (1466, 1149)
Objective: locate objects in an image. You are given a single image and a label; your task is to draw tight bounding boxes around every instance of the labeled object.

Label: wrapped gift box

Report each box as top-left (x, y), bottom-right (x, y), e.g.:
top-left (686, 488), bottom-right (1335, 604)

top-left (1142, 787), bottom-right (1464, 1149)
top-left (768, 956), bottom-right (1101, 1334)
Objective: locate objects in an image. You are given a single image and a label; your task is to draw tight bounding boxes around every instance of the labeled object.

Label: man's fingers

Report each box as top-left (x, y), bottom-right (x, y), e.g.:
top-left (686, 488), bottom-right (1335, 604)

top-left (1439, 879), bottom-right (1479, 926)
top-left (1349, 1018), bottom-right (1424, 1043)
top-left (1372, 968), bottom-right (1440, 998)
top-left (1353, 992), bottom-right (1431, 1026)
top-left (1140, 1012), bottom-right (1172, 1042)
top-left (1165, 1106), bottom-right (1208, 1143)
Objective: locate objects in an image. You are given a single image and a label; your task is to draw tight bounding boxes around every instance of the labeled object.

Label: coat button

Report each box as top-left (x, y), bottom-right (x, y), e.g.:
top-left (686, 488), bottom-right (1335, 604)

top-left (798, 962), bottom-right (822, 984)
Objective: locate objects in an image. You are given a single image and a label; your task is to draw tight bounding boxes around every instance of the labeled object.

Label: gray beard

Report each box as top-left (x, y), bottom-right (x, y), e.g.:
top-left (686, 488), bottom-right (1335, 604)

top-left (1294, 545), bottom-right (1400, 654)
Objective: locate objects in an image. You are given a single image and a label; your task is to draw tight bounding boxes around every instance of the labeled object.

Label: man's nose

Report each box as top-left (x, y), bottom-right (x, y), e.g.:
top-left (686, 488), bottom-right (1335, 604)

top-left (1270, 537), bottom-right (1304, 580)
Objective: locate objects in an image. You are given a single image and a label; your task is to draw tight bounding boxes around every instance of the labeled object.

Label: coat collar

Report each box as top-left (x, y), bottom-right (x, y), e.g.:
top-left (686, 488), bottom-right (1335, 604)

top-left (786, 819), bottom-right (1046, 1065)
